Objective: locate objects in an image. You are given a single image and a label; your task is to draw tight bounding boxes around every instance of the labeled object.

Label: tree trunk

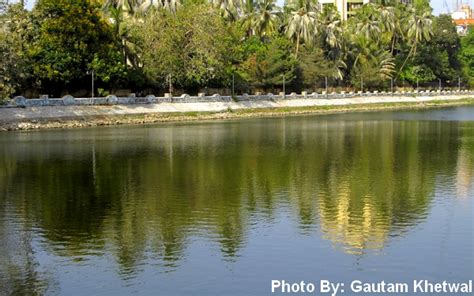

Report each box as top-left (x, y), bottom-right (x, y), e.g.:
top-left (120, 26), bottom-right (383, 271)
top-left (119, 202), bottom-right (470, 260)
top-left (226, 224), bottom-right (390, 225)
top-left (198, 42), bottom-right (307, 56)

top-left (391, 35), bottom-right (396, 54)
top-left (397, 41), bottom-right (416, 78)
top-left (295, 33), bottom-right (300, 57)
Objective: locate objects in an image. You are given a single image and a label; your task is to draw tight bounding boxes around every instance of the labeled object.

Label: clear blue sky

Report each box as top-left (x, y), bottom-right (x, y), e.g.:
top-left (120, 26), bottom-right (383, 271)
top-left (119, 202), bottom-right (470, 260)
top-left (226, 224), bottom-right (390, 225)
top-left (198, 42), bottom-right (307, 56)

top-left (20, 0), bottom-right (458, 15)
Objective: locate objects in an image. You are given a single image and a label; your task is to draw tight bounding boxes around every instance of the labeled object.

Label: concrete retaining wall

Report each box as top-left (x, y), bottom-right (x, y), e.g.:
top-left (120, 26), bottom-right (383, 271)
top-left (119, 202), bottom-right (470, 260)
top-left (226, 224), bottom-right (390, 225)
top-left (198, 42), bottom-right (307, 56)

top-left (3, 90), bottom-right (474, 108)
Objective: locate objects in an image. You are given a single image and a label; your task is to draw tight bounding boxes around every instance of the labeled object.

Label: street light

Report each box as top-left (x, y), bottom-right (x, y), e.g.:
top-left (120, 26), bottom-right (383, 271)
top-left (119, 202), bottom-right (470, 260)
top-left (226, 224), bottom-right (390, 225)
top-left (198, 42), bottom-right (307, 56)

top-left (282, 74), bottom-right (286, 97)
top-left (232, 73), bottom-right (235, 97)
top-left (87, 70), bottom-right (94, 99)
top-left (168, 73), bottom-right (173, 96)
top-left (325, 76), bottom-right (328, 99)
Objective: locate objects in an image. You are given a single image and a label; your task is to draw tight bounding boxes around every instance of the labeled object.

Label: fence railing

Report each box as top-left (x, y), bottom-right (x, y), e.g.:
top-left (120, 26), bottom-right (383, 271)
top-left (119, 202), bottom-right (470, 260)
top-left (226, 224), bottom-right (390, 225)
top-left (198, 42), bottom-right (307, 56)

top-left (2, 89), bottom-right (474, 108)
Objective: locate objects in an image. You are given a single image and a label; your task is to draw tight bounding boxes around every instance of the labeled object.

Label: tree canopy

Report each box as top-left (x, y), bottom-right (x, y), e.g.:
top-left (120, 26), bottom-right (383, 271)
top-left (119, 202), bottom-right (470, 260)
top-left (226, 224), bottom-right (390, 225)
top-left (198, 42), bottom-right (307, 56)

top-left (0, 0), bottom-right (472, 99)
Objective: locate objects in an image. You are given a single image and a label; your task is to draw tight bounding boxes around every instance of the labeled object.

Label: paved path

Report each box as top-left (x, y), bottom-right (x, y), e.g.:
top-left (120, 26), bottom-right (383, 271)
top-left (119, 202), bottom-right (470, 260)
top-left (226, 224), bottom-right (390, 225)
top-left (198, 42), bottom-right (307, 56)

top-left (0, 95), bottom-right (472, 123)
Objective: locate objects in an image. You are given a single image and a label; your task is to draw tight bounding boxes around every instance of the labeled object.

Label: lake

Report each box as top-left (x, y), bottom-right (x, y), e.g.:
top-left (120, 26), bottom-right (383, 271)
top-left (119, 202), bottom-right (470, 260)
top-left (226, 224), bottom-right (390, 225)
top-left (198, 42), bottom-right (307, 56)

top-left (0, 106), bottom-right (473, 295)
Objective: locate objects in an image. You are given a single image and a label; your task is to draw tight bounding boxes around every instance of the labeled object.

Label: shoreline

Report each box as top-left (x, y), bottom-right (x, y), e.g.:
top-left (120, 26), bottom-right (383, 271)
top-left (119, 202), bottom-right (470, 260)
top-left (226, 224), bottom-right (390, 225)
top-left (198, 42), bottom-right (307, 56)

top-left (1, 96), bottom-right (474, 131)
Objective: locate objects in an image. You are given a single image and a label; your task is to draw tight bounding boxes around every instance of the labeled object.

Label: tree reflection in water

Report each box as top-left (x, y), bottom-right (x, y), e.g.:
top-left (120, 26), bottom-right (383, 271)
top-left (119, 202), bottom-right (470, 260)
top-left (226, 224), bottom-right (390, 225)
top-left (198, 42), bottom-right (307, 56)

top-left (0, 116), bottom-right (472, 286)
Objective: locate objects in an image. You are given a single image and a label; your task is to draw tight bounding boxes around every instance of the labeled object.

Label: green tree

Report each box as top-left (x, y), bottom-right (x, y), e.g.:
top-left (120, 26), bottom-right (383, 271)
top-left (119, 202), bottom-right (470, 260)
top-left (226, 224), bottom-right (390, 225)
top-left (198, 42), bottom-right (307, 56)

top-left (399, 65), bottom-right (435, 85)
top-left (318, 5), bottom-right (344, 55)
top-left (253, 0), bottom-right (280, 38)
top-left (460, 27), bottom-right (474, 86)
top-left (211, 0), bottom-right (241, 21)
top-left (103, 0), bottom-right (142, 15)
top-left (132, 4), bottom-right (235, 90)
top-left (429, 14), bottom-right (462, 83)
top-left (351, 3), bottom-right (382, 41)
top-left (348, 36), bottom-right (395, 90)
top-left (240, 0), bottom-right (257, 37)
top-left (0, 4), bottom-right (32, 99)
top-left (238, 35), bottom-right (297, 90)
top-left (30, 0), bottom-right (127, 94)
top-left (285, 0), bottom-right (319, 56)
top-left (397, 5), bottom-right (432, 75)
top-left (298, 45), bottom-right (345, 88)
top-left (400, 14), bottom-right (462, 86)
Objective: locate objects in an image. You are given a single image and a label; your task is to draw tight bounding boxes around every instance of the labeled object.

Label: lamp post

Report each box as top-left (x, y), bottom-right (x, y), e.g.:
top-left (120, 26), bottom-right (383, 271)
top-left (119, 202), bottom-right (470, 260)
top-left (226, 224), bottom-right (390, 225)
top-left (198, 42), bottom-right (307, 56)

top-left (232, 73), bottom-right (235, 97)
top-left (87, 70), bottom-right (94, 99)
top-left (282, 74), bottom-right (286, 97)
top-left (325, 76), bottom-right (328, 99)
top-left (168, 73), bottom-right (172, 96)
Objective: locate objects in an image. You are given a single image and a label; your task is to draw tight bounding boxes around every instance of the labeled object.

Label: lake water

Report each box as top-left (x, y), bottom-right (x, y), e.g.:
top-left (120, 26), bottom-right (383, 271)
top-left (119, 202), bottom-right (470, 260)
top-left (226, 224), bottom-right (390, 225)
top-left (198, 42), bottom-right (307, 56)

top-left (0, 107), bottom-right (473, 295)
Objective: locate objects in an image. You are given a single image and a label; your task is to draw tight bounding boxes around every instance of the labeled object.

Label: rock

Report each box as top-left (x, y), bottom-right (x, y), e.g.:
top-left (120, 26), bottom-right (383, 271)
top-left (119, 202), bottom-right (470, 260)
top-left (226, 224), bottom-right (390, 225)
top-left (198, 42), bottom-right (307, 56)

top-left (146, 95), bottom-right (156, 104)
top-left (106, 95), bottom-right (119, 105)
top-left (62, 95), bottom-right (75, 106)
top-left (13, 96), bottom-right (27, 107)
top-left (180, 94), bottom-right (191, 101)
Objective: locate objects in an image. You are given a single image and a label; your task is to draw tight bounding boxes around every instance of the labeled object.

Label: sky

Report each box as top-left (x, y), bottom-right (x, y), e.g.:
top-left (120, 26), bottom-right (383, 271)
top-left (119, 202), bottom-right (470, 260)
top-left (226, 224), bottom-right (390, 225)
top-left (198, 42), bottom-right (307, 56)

top-left (17, 0), bottom-right (463, 15)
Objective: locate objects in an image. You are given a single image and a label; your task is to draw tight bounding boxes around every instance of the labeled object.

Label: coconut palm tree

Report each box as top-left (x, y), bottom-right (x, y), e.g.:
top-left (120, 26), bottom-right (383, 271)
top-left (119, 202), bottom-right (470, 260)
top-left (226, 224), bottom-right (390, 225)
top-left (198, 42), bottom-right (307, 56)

top-left (240, 0), bottom-right (257, 36)
top-left (318, 4), bottom-right (343, 53)
top-left (388, 3), bottom-right (406, 54)
top-left (378, 5), bottom-right (396, 33)
top-left (211, 0), bottom-right (241, 21)
top-left (397, 6), bottom-right (432, 74)
top-left (285, 0), bottom-right (319, 56)
top-left (253, 0), bottom-right (280, 37)
top-left (138, 0), bottom-right (182, 14)
top-left (349, 35), bottom-right (395, 89)
top-left (351, 4), bottom-right (382, 41)
top-left (103, 0), bottom-right (142, 15)
top-left (103, 0), bottom-right (181, 15)
top-left (102, 1), bottom-right (142, 68)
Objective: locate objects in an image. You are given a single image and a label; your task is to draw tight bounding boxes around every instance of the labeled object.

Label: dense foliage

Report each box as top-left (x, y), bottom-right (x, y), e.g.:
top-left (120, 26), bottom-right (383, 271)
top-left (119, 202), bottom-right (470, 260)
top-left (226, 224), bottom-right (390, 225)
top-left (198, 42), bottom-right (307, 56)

top-left (0, 0), bottom-right (472, 98)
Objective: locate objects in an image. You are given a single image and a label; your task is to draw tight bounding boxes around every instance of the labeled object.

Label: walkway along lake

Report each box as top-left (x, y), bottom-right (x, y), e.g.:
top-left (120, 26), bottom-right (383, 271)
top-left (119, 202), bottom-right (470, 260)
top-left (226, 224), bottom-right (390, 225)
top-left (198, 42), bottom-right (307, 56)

top-left (1, 92), bottom-right (474, 131)
top-left (0, 106), bottom-right (473, 295)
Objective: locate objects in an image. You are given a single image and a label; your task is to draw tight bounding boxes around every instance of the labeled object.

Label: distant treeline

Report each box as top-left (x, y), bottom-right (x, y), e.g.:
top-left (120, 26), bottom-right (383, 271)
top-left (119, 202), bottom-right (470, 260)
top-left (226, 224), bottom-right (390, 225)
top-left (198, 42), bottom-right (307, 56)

top-left (1, 0), bottom-right (473, 99)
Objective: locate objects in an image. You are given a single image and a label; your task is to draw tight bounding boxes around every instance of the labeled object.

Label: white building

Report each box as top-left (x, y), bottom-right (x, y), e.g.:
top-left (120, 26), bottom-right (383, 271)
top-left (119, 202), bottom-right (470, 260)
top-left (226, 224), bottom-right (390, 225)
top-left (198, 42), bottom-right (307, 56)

top-left (451, 3), bottom-right (474, 35)
top-left (319, 0), bottom-right (371, 20)
top-left (318, 0), bottom-right (412, 20)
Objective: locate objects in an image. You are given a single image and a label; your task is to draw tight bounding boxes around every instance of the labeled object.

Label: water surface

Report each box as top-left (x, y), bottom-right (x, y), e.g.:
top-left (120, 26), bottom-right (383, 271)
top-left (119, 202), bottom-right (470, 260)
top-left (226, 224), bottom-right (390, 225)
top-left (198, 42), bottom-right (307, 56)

top-left (0, 106), bottom-right (473, 295)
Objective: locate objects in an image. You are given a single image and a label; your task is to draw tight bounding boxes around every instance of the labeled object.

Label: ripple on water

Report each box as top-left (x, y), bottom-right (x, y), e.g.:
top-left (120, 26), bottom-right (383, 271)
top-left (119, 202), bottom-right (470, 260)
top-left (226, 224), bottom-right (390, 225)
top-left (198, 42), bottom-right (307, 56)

top-left (0, 107), bottom-right (473, 294)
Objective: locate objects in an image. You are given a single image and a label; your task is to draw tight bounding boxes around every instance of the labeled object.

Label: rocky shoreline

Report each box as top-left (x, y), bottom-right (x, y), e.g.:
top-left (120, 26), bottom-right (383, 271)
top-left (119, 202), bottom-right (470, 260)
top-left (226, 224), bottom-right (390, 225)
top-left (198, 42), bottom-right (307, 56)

top-left (1, 96), bottom-right (473, 132)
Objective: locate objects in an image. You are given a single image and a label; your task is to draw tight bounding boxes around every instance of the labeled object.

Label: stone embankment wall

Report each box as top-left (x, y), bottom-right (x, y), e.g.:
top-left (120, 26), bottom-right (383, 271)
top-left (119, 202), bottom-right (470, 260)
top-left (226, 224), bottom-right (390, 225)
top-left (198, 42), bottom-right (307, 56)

top-left (3, 90), bottom-right (474, 108)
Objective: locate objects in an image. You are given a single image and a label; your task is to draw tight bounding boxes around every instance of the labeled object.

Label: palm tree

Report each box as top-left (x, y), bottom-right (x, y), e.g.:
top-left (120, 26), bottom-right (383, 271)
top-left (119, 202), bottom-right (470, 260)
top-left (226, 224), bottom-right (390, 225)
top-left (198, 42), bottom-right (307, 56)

top-left (378, 5), bottom-right (396, 33)
top-left (103, 0), bottom-right (142, 15)
top-left (285, 0), bottom-right (319, 56)
top-left (211, 0), bottom-right (241, 21)
top-left (397, 6), bottom-right (432, 75)
top-left (388, 3), bottom-right (406, 54)
top-left (352, 4), bottom-right (382, 41)
top-left (240, 0), bottom-right (257, 36)
top-left (138, 0), bottom-right (182, 14)
top-left (253, 0), bottom-right (280, 38)
top-left (349, 35), bottom-right (395, 89)
top-left (103, 0), bottom-right (181, 15)
top-left (102, 1), bottom-right (141, 68)
top-left (318, 5), bottom-right (343, 54)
